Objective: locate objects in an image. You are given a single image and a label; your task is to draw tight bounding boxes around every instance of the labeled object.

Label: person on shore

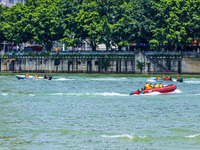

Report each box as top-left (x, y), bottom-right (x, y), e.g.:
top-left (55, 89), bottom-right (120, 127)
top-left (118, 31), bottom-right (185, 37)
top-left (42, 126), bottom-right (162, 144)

top-left (25, 73), bottom-right (29, 77)
top-left (44, 74), bottom-right (48, 79)
top-left (159, 83), bottom-right (163, 87)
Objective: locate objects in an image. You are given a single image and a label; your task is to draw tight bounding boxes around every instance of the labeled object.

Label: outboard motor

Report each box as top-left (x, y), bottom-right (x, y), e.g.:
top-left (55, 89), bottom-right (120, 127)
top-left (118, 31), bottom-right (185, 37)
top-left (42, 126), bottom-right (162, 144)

top-left (48, 76), bottom-right (52, 80)
top-left (130, 91), bottom-right (134, 95)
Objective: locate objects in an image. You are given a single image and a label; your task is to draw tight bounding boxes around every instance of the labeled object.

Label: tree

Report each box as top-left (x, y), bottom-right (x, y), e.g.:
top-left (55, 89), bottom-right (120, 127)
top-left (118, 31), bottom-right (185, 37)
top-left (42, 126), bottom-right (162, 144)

top-left (150, 0), bottom-right (200, 51)
top-left (0, 5), bottom-right (7, 43)
top-left (136, 60), bottom-right (146, 73)
top-left (24, 0), bottom-right (64, 51)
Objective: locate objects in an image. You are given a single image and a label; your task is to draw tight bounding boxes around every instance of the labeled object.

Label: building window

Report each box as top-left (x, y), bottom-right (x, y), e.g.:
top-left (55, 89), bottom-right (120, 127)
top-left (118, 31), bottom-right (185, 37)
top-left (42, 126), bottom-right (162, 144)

top-left (9, 0), bottom-right (14, 4)
top-left (17, 0), bottom-right (22, 3)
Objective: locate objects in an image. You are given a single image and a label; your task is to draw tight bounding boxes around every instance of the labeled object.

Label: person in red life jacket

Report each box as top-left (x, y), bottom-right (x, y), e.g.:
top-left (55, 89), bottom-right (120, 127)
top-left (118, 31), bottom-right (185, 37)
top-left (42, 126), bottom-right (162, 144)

top-left (177, 76), bottom-right (180, 81)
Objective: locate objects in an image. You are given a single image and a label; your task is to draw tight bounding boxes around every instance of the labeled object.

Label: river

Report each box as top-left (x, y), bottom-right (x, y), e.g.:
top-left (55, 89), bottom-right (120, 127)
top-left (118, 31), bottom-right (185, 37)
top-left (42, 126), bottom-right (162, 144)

top-left (0, 74), bottom-right (200, 149)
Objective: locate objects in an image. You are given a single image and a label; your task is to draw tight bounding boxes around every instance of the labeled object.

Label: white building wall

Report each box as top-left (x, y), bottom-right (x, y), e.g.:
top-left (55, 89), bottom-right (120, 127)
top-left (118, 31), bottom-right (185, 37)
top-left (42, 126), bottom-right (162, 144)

top-left (0, 0), bottom-right (25, 7)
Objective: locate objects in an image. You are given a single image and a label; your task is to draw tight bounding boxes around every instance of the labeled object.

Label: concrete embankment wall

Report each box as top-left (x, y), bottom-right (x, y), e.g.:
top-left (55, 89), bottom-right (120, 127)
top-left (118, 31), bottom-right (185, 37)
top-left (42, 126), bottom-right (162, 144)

top-left (1, 53), bottom-right (200, 74)
top-left (1, 57), bottom-right (136, 73)
top-left (182, 58), bottom-right (200, 74)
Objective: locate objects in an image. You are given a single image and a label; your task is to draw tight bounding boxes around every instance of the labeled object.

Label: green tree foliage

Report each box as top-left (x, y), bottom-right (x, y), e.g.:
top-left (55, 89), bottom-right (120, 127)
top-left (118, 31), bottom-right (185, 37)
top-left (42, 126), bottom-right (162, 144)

top-left (136, 60), bottom-right (146, 73)
top-left (0, 0), bottom-right (199, 51)
top-left (24, 0), bottom-right (64, 51)
top-left (2, 3), bottom-right (27, 44)
top-left (0, 5), bottom-right (7, 43)
top-left (151, 0), bottom-right (200, 50)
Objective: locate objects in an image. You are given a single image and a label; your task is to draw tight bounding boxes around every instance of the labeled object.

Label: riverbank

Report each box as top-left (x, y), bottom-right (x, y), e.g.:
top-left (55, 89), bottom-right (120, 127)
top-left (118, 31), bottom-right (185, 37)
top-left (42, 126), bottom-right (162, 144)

top-left (1, 72), bottom-right (200, 79)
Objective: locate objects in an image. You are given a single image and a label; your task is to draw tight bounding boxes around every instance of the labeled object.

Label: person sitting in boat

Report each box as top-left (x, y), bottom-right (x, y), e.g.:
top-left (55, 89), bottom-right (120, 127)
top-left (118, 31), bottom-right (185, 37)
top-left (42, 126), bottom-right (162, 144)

top-left (157, 76), bottom-right (161, 80)
top-left (35, 74), bottom-right (39, 78)
top-left (25, 73), bottom-right (29, 77)
top-left (159, 83), bottom-right (163, 88)
top-left (149, 83), bottom-right (154, 89)
top-left (165, 76), bottom-right (170, 80)
top-left (154, 83), bottom-right (159, 88)
top-left (144, 82), bottom-right (151, 90)
top-left (44, 74), bottom-right (48, 79)
top-left (163, 75), bottom-right (166, 80)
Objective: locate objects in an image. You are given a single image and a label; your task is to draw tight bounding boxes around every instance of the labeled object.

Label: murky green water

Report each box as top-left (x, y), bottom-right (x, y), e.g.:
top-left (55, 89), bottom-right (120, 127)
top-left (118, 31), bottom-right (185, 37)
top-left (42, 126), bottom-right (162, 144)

top-left (0, 74), bottom-right (200, 149)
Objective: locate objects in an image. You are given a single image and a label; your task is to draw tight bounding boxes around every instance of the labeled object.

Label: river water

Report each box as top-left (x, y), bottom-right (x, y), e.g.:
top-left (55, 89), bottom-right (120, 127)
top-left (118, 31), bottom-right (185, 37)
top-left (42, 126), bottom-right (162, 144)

top-left (0, 74), bottom-right (200, 149)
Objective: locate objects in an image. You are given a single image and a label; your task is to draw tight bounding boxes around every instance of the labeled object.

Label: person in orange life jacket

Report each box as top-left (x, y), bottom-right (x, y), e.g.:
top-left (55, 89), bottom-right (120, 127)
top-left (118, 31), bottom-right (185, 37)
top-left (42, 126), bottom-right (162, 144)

top-left (159, 83), bottom-right (163, 88)
top-left (25, 73), bottom-right (29, 77)
top-left (165, 76), bottom-right (170, 80)
top-left (35, 74), bottom-right (39, 78)
top-left (163, 75), bottom-right (166, 80)
top-left (144, 82), bottom-right (150, 90)
top-left (157, 76), bottom-right (161, 80)
top-left (154, 83), bottom-right (159, 88)
top-left (149, 83), bottom-right (154, 89)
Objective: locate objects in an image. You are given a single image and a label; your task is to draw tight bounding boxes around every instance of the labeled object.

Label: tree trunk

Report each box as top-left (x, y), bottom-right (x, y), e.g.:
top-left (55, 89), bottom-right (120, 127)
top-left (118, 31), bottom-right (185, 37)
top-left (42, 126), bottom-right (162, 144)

top-left (44, 40), bottom-right (53, 52)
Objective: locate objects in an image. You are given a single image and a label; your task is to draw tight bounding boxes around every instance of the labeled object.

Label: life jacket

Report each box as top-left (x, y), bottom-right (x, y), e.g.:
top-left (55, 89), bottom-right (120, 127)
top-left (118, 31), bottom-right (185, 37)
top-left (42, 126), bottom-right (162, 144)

top-left (154, 84), bottom-right (159, 88)
top-left (149, 84), bottom-right (153, 89)
top-left (177, 76), bottom-right (180, 81)
top-left (157, 77), bottom-right (161, 80)
top-left (145, 84), bottom-right (150, 90)
top-left (25, 74), bottom-right (29, 77)
top-left (165, 76), bottom-right (170, 80)
top-left (159, 84), bottom-right (163, 88)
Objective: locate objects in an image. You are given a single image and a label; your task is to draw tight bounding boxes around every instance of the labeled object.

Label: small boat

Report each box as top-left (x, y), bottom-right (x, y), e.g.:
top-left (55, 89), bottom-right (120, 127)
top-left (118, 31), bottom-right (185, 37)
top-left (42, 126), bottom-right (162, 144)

top-left (16, 75), bottom-right (52, 80)
top-left (147, 77), bottom-right (174, 83)
top-left (130, 84), bottom-right (177, 95)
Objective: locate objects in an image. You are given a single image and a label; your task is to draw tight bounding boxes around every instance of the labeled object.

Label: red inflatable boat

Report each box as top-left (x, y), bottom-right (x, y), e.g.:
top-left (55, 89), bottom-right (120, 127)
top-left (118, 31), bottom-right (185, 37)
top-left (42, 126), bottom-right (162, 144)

top-left (130, 84), bottom-right (177, 95)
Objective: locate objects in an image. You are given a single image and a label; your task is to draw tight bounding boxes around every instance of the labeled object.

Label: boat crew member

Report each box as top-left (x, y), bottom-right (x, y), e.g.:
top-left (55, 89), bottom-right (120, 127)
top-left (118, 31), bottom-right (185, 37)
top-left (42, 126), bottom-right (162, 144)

top-left (165, 75), bottom-right (170, 80)
top-left (149, 83), bottom-right (154, 89)
top-left (25, 73), bottom-right (29, 77)
top-left (159, 83), bottom-right (163, 87)
top-left (177, 76), bottom-right (180, 81)
top-left (44, 74), bottom-right (48, 79)
top-left (163, 75), bottom-right (166, 80)
top-left (157, 76), bottom-right (161, 80)
top-left (144, 82), bottom-right (150, 90)
top-left (35, 74), bottom-right (39, 78)
top-left (154, 83), bottom-right (159, 88)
